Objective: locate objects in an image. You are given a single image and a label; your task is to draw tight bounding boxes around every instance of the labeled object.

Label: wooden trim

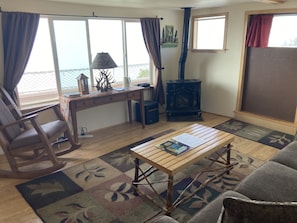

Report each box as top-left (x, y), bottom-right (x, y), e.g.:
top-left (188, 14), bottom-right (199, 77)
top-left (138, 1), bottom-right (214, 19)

top-left (294, 106), bottom-right (297, 126)
top-left (236, 9), bottom-right (297, 123)
top-left (235, 12), bottom-right (249, 111)
top-left (234, 110), bottom-right (297, 135)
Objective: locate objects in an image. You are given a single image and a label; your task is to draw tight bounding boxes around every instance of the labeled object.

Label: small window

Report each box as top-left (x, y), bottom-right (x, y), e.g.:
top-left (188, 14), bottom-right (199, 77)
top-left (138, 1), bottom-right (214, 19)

top-left (191, 13), bottom-right (228, 51)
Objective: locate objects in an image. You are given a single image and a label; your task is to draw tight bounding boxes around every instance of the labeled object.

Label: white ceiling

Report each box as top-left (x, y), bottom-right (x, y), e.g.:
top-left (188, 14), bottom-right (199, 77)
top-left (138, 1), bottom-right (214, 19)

top-left (45, 0), bottom-right (286, 10)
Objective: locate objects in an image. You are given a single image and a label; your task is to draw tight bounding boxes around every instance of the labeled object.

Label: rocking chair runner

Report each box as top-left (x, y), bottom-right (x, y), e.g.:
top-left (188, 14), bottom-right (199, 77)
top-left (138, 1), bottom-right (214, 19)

top-left (0, 87), bottom-right (81, 178)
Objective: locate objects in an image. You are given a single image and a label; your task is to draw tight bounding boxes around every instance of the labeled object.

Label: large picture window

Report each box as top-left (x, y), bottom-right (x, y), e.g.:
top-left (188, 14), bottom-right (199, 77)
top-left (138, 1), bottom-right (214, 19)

top-left (17, 17), bottom-right (151, 108)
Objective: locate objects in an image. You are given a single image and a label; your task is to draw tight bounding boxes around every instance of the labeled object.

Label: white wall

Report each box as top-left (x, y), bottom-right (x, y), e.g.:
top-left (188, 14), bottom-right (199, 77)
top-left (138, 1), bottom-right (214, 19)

top-left (187, 1), bottom-right (297, 118)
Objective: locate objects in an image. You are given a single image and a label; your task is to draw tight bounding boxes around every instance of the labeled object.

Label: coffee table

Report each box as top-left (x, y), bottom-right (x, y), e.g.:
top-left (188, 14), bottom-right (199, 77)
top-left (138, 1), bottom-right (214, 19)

top-left (131, 123), bottom-right (236, 215)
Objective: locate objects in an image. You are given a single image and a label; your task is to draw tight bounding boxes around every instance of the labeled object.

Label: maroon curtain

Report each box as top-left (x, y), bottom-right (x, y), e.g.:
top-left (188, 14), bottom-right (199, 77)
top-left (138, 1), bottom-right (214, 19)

top-left (246, 14), bottom-right (273, 48)
top-left (140, 18), bottom-right (165, 105)
top-left (2, 12), bottom-right (40, 102)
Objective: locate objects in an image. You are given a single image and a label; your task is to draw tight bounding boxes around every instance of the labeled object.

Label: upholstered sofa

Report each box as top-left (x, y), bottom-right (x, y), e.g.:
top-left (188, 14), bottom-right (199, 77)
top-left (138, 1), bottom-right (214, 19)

top-left (152, 141), bottom-right (297, 223)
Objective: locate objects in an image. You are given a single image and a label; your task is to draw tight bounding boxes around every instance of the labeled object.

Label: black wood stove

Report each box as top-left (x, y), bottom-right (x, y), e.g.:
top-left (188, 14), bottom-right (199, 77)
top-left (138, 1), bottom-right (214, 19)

top-left (166, 8), bottom-right (202, 121)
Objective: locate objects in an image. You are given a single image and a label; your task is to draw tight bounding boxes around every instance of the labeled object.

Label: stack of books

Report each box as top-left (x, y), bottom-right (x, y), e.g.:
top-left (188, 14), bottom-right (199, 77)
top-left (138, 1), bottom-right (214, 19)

top-left (158, 140), bottom-right (190, 155)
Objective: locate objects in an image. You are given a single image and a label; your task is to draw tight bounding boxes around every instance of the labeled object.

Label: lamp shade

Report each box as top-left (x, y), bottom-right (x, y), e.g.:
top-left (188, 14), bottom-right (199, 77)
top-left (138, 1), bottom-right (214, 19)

top-left (91, 52), bottom-right (117, 69)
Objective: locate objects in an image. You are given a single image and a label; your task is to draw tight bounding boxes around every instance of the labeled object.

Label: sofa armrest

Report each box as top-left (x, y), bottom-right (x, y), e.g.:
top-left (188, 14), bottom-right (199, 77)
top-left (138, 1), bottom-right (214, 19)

top-left (149, 216), bottom-right (179, 223)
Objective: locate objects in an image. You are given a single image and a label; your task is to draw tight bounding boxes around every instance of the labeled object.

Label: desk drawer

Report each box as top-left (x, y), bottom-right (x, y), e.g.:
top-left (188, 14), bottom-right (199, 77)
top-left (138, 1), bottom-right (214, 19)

top-left (75, 99), bottom-right (94, 109)
top-left (94, 94), bottom-right (127, 105)
top-left (128, 91), bottom-right (141, 99)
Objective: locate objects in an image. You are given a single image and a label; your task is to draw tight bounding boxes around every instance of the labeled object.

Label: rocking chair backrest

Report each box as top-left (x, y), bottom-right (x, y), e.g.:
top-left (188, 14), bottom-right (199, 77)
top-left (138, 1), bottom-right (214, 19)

top-left (0, 86), bottom-right (22, 121)
top-left (0, 98), bottom-right (22, 141)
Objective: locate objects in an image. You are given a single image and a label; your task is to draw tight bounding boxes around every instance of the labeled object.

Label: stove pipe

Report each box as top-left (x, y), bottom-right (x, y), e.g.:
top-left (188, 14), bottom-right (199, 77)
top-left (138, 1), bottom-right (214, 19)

top-left (178, 7), bottom-right (191, 80)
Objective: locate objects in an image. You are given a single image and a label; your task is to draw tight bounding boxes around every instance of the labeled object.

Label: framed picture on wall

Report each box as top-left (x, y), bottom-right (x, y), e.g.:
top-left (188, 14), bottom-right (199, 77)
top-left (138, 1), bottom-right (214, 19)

top-left (161, 25), bottom-right (178, 48)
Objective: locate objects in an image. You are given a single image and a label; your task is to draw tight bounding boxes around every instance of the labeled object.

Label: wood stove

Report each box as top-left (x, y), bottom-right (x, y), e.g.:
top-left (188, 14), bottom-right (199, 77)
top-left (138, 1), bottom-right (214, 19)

top-left (166, 7), bottom-right (202, 121)
top-left (166, 79), bottom-right (202, 121)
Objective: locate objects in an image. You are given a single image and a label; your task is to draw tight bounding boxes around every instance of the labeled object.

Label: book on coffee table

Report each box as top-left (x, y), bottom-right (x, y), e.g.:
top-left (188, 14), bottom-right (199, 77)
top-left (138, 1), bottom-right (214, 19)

top-left (158, 140), bottom-right (190, 155)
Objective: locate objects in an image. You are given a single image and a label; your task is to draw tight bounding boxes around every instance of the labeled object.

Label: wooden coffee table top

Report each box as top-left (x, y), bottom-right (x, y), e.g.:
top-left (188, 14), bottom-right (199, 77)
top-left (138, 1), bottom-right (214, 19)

top-left (131, 123), bottom-right (235, 175)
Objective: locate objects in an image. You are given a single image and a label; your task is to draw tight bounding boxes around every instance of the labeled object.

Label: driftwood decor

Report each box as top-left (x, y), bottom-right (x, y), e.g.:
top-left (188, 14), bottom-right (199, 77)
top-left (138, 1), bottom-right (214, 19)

top-left (95, 71), bottom-right (115, 92)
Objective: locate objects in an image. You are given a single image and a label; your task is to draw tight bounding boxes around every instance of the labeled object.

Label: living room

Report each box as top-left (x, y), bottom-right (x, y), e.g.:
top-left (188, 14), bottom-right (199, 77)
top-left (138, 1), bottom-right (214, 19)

top-left (1, 0), bottom-right (297, 222)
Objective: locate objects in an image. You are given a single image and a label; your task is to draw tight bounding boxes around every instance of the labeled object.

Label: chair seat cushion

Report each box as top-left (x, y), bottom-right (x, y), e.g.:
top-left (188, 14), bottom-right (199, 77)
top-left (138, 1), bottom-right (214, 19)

top-left (10, 120), bottom-right (67, 149)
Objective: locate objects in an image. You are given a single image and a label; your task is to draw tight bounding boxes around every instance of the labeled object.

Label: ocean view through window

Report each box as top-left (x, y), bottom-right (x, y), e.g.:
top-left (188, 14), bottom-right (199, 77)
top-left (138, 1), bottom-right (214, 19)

top-left (18, 17), bottom-right (151, 108)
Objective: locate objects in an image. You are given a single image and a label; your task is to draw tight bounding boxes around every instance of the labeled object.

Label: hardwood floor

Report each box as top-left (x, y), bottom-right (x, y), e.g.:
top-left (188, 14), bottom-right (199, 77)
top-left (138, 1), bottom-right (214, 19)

top-left (0, 112), bottom-right (279, 223)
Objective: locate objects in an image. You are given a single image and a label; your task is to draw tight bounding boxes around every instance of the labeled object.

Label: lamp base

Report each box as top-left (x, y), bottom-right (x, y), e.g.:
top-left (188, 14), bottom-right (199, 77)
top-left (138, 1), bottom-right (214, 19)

top-left (95, 70), bottom-right (115, 92)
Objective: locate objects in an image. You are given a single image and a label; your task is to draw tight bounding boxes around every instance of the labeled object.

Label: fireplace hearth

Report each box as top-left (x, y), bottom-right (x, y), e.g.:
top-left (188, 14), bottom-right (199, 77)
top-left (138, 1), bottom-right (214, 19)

top-left (166, 7), bottom-right (202, 121)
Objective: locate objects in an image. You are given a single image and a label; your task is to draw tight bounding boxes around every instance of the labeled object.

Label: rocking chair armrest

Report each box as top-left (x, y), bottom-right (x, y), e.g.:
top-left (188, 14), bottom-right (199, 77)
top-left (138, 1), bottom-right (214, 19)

top-left (22, 104), bottom-right (59, 117)
top-left (22, 104), bottom-right (66, 121)
top-left (0, 114), bottom-right (38, 130)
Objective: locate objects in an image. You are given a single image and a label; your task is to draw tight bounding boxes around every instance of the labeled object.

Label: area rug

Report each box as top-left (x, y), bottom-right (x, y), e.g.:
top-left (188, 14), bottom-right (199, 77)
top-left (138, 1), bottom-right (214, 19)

top-left (16, 131), bottom-right (265, 223)
top-left (214, 119), bottom-right (295, 149)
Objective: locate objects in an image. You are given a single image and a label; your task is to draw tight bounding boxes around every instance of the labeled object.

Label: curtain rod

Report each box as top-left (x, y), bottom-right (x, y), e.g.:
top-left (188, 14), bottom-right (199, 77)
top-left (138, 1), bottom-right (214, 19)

top-left (42, 11), bottom-right (163, 20)
top-left (0, 7), bottom-right (163, 20)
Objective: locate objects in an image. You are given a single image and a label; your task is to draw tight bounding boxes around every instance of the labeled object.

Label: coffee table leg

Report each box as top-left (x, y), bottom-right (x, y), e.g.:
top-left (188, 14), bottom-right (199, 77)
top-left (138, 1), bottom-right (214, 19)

top-left (226, 143), bottom-right (231, 174)
top-left (133, 158), bottom-right (140, 195)
top-left (166, 174), bottom-right (174, 215)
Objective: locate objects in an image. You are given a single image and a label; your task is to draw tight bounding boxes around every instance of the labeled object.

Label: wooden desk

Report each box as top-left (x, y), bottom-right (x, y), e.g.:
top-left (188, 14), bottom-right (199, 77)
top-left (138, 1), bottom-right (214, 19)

top-left (60, 86), bottom-right (145, 142)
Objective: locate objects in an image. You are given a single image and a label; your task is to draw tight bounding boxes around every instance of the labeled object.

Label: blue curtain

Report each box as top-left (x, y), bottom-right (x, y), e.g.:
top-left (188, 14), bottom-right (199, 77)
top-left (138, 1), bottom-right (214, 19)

top-left (2, 11), bottom-right (40, 102)
top-left (140, 18), bottom-right (165, 105)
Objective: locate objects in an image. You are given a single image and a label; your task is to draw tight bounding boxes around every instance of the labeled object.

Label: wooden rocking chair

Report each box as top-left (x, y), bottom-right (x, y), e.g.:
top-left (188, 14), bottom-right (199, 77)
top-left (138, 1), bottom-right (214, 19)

top-left (0, 87), bottom-right (81, 178)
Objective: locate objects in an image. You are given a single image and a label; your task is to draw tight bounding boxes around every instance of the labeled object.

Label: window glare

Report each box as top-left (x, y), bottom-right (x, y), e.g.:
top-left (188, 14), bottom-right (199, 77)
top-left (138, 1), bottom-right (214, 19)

top-left (196, 18), bottom-right (225, 49)
top-left (18, 18), bottom-right (58, 106)
top-left (126, 22), bottom-right (150, 81)
top-left (192, 14), bottom-right (227, 51)
top-left (268, 15), bottom-right (297, 47)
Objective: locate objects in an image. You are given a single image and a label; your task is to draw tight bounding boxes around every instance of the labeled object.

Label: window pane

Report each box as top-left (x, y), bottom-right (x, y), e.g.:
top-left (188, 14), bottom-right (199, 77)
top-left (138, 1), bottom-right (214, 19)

top-left (192, 14), bottom-right (227, 50)
top-left (126, 22), bottom-right (150, 85)
top-left (53, 19), bottom-right (91, 93)
top-left (268, 15), bottom-right (297, 47)
top-left (89, 19), bottom-right (123, 86)
top-left (18, 18), bottom-right (58, 106)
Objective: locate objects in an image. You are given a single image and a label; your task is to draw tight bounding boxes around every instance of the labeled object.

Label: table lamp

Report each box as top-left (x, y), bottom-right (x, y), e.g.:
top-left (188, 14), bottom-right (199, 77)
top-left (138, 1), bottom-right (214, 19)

top-left (91, 52), bottom-right (117, 92)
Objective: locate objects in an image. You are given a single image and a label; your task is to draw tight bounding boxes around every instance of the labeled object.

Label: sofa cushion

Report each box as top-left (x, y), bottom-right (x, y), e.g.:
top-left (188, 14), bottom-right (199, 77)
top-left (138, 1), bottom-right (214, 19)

top-left (150, 215), bottom-right (179, 223)
top-left (236, 161), bottom-right (297, 202)
top-left (217, 197), bottom-right (297, 223)
top-left (187, 190), bottom-right (250, 223)
top-left (270, 141), bottom-right (297, 170)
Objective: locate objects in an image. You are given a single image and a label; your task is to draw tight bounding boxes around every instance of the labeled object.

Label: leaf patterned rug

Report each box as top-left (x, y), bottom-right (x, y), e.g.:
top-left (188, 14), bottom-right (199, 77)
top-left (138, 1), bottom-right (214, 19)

top-left (16, 130), bottom-right (265, 223)
top-left (214, 119), bottom-right (295, 149)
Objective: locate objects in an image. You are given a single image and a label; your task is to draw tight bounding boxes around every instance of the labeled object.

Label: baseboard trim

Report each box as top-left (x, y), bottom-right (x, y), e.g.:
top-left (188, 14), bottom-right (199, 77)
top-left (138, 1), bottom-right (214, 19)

top-left (234, 111), bottom-right (297, 135)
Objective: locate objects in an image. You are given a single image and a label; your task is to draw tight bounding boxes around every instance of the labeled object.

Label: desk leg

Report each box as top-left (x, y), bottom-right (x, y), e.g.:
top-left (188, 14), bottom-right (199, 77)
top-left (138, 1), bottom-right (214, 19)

top-left (127, 100), bottom-right (132, 123)
top-left (140, 90), bottom-right (145, 128)
top-left (70, 103), bottom-right (79, 143)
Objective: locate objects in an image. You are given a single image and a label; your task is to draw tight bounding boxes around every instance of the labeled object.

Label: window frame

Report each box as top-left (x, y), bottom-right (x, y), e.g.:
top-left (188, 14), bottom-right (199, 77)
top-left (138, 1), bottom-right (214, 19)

top-left (191, 13), bottom-right (228, 52)
top-left (18, 16), bottom-right (151, 109)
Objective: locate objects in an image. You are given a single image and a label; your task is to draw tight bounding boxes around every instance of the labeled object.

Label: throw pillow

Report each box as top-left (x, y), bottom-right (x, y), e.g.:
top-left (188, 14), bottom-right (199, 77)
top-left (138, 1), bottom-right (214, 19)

top-left (217, 197), bottom-right (297, 223)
